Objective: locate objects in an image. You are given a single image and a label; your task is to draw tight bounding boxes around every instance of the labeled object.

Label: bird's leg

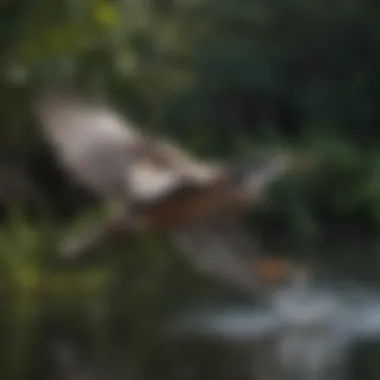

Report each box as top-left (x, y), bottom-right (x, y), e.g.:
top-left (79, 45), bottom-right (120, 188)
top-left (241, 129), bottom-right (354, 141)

top-left (58, 202), bottom-right (143, 260)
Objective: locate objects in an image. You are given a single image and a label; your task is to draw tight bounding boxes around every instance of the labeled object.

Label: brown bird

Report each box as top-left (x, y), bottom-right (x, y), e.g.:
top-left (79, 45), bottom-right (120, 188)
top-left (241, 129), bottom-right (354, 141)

top-left (34, 91), bottom-right (311, 294)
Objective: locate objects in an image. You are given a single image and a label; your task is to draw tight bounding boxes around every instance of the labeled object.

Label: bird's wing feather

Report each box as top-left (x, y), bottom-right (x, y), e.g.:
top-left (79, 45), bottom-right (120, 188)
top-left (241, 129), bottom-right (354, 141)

top-left (35, 94), bottom-right (222, 202)
top-left (170, 218), bottom-right (262, 294)
top-left (35, 94), bottom-right (142, 198)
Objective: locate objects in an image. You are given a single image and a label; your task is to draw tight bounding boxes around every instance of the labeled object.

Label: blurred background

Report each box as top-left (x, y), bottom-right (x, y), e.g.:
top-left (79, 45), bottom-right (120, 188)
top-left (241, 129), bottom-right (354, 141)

top-left (2, 0), bottom-right (380, 379)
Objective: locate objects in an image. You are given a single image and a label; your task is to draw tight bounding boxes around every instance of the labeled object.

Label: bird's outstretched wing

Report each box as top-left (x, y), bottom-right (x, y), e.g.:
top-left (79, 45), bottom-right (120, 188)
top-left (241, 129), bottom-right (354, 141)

top-left (170, 218), bottom-right (262, 294)
top-left (34, 92), bottom-right (221, 203)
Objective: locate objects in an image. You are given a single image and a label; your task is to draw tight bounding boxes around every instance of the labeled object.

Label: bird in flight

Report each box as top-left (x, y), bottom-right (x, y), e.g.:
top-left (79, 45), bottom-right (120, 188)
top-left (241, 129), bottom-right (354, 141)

top-left (34, 91), bottom-right (312, 295)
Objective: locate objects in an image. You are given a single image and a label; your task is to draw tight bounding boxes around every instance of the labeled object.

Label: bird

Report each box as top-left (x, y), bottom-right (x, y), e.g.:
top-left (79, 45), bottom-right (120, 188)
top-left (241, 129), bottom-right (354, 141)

top-left (34, 90), bottom-right (313, 295)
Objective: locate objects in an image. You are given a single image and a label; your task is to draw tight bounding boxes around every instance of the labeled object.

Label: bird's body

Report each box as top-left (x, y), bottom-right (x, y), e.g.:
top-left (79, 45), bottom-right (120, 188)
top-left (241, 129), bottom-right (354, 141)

top-left (135, 181), bottom-right (243, 230)
top-left (34, 91), bottom-right (310, 294)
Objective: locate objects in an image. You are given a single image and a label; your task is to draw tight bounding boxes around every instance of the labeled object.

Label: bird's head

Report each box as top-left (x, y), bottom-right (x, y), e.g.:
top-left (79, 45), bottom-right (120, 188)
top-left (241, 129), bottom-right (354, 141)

top-left (230, 152), bottom-right (291, 201)
top-left (229, 150), bottom-right (316, 203)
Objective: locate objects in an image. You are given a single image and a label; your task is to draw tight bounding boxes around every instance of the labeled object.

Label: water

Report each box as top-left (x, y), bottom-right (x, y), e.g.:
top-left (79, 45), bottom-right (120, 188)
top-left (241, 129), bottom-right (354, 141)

top-left (3, 251), bottom-right (380, 380)
top-left (170, 274), bottom-right (380, 380)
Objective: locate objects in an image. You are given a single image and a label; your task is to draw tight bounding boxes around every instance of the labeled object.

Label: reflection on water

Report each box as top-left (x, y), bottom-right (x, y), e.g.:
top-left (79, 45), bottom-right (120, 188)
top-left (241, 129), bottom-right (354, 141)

top-left (170, 272), bottom-right (380, 380)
